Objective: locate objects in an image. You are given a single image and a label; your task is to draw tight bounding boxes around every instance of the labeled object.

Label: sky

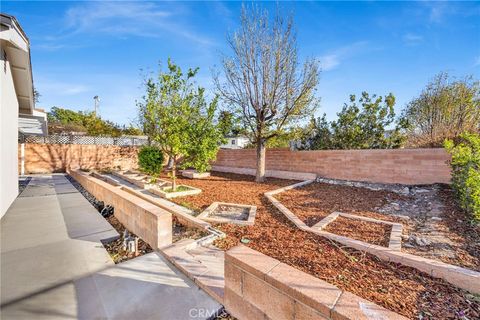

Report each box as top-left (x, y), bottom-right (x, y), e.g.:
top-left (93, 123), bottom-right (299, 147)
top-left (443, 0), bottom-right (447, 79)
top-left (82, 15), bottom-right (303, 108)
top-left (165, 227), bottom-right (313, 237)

top-left (3, 1), bottom-right (480, 126)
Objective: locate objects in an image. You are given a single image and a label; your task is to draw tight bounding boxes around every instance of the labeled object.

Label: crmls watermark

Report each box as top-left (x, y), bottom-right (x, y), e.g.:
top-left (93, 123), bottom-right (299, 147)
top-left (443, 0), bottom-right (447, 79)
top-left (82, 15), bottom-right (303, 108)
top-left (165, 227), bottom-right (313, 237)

top-left (188, 308), bottom-right (218, 318)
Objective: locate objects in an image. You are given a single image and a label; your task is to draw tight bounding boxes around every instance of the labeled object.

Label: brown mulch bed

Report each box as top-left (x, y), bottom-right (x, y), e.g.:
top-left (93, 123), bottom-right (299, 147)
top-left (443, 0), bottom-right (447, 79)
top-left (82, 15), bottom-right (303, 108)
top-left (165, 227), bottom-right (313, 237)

top-left (163, 172), bottom-right (479, 319)
top-left (103, 215), bottom-right (153, 264)
top-left (280, 182), bottom-right (480, 271)
top-left (172, 216), bottom-right (209, 243)
top-left (323, 216), bottom-right (392, 247)
top-left (277, 182), bottom-right (406, 226)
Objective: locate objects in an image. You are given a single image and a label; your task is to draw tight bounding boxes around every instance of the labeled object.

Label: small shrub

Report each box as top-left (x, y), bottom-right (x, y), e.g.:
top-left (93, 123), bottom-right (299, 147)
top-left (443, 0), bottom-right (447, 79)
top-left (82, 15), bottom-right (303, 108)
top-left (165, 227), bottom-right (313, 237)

top-left (138, 146), bottom-right (164, 176)
top-left (444, 133), bottom-right (480, 223)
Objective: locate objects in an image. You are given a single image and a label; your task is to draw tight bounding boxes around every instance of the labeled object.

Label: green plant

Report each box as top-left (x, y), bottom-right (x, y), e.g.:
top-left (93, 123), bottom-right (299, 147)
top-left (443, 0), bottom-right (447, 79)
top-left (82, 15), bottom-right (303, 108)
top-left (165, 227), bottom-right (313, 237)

top-left (444, 133), bottom-right (480, 223)
top-left (163, 185), bottom-right (190, 193)
top-left (137, 59), bottom-right (221, 190)
top-left (138, 146), bottom-right (164, 176)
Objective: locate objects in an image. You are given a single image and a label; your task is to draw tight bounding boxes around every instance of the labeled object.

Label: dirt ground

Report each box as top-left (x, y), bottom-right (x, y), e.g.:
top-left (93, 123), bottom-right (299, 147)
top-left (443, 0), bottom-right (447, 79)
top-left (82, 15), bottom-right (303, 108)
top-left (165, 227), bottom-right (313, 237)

top-left (164, 172), bottom-right (479, 319)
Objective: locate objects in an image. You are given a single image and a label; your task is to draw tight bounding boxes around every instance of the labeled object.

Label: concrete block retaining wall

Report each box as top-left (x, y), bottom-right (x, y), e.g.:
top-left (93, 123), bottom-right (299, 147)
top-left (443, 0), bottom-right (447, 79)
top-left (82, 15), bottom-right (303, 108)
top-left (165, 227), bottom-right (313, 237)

top-left (224, 245), bottom-right (407, 320)
top-left (214, 148), bottom-right (451, 185)
top-left (69, 169), bottom-right (172, 249)
top-left (19, 143), bottom-right (139, 174)
top-left (20, 143), bottom-right (451, 185)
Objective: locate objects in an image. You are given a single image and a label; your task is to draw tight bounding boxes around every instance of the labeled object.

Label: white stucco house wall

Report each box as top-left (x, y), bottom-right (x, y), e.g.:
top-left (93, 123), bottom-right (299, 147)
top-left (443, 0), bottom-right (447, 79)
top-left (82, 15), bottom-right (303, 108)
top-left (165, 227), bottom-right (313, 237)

top-left (220, 136), bottom-right (249, 149)
top-left (0, 13), bottom-right (38, 218)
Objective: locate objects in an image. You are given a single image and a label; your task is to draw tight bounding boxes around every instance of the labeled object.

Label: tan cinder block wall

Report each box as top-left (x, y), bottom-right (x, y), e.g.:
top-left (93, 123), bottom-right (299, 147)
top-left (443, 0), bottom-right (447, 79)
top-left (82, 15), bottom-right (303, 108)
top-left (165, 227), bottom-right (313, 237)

top-left (225, 245), bottom-right (407, 320)
top-left (69, 169), bottom-right (172, 249)
top-left (214, 148), bottom-right (451, 185)
top-left (19, 143), bottom-right (139, 174)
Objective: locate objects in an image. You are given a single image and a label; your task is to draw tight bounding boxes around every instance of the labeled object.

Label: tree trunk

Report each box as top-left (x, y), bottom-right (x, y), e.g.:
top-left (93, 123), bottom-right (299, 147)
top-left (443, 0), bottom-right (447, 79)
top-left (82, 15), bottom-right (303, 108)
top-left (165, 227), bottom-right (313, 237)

top-left (167, 155), bottom-right (174, 169)
top-left (255, 138), bottom-right (266, 182)
top-left (172, 156), bottom-right (177, 191)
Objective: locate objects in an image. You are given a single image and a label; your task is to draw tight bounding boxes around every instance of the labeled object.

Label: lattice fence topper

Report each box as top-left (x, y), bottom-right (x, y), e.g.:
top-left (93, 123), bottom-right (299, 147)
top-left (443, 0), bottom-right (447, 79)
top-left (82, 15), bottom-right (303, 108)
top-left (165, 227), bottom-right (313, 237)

top-left (19, 134), bottom-right (148, 146)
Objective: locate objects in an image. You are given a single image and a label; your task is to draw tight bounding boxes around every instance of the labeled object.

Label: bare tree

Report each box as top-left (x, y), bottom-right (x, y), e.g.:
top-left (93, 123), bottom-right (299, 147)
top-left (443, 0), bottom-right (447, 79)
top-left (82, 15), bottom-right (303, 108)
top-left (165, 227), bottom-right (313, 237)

top-left (215, 5), bottom-right (319, 182)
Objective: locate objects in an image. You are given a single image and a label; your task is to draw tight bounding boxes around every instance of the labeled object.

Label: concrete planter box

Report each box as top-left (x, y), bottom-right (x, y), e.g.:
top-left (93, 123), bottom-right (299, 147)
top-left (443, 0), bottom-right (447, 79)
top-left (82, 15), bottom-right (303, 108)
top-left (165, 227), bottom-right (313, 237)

top-left (198, 202), bottom-right (257, 226)
top-left (149, 184), bottom-right (202, 199)
top-left (181, 170), bottom-right (211, 179)
top-left (112, 171), bottom-right (151, 189)
top-left (113, 170), bottom-right (171, 190)
top-left (69, 169), bottom-right (173, 249)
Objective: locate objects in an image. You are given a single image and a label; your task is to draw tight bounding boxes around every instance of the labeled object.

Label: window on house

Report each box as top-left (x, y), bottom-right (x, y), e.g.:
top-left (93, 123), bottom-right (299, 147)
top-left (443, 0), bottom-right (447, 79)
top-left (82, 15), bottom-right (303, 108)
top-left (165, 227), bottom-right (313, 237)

top-left (231, 139), bottom-right (236, 145)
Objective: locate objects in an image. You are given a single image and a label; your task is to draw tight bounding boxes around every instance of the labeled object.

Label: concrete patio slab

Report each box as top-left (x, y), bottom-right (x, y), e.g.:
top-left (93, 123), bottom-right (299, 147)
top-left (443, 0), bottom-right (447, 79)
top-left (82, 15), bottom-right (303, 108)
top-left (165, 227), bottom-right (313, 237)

top-left (1, 174), bottom-right (222, 319)
top-left (2, 252), bottom-right (222, 320)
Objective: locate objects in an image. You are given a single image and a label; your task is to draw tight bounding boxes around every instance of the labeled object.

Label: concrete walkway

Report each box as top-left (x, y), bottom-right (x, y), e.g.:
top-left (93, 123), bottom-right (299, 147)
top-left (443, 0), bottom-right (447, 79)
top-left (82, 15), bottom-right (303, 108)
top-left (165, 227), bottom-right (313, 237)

top-left (1, 174), bottom-right (221, 319)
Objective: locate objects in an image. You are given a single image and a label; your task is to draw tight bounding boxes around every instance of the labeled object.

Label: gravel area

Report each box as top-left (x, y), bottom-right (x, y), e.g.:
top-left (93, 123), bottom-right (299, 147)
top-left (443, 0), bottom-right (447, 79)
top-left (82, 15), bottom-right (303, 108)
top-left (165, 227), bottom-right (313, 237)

top-left (323, 216), bottom-right (392, 247)
top-left (162, 172), bottom-right (479, 319)
top-left (172, 216), bottom-right (209, 242)
top-left (209, 308), bottom-right (236, 320)
top-left (103, 215), bottom-right (153, 263)
top-left (66, 174), bottom-right (153, 263)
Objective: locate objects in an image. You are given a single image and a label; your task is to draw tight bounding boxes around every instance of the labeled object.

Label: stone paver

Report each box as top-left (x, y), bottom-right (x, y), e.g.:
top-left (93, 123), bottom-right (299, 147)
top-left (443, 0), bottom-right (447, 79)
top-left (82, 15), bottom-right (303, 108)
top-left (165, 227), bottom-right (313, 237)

top-left (1, 174), bottom-right (221, 319)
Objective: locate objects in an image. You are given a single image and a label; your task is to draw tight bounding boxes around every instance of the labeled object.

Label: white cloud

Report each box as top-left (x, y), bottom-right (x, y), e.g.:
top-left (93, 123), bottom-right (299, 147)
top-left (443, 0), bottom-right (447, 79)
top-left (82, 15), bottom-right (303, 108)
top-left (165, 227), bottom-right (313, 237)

top-left (319, 54), bottom-right (340, 71)
top-left (403, 33), bottom-right (423, 46)
top-left (38, 80), bottom-right (90, 96)
top-left (40, 1), bottom-right (215, 49)
top-left (319, 41), bottom-right (370, 72)
top-left (475, 56), bottom-right (480, 67)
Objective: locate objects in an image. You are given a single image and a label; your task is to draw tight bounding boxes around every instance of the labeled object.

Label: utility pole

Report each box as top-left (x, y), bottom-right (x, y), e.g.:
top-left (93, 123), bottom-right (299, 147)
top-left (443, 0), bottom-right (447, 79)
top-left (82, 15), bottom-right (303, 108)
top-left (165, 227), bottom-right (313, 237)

top-left (93, 95), bottom-right (100, 117)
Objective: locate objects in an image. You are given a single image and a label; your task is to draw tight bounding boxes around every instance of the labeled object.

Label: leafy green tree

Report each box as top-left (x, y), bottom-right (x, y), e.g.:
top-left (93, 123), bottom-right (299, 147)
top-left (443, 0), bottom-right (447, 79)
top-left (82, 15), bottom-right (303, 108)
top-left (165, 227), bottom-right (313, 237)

top-left (48, 106), bottom-right (85, 126)
top-left (330, 92), bottom-right (404, 149)
top-left (215, 5), bottom-right (319, 182)
top-left (47, 106), bottom-right (131, 137)
top-left (122, 125), bottom-right (143, 136)
top-left (217, 110), bottom-right (244, 138)
top-left (300, 93), bottom-right (406, 150)
top-left (183, 96), bottom-right (222, 172)
top-left (401, 72), bottom-right (480, 147)
top-left (138, 59), bottom-right (221, 190)
top-left (301, 115), bottom-right (333, 150)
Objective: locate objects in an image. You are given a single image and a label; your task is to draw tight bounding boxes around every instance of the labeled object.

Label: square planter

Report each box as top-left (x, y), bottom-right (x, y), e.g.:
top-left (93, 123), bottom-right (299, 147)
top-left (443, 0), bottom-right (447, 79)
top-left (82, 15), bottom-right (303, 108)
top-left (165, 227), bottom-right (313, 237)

top-left (149, 184), bottom-right (202, 199)
top-left (112, 171), bottom-right (151, 189)
top-left (181, 170), bottom-right (211, 179)
top-left (197, 202), bottom-right (257, 226)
